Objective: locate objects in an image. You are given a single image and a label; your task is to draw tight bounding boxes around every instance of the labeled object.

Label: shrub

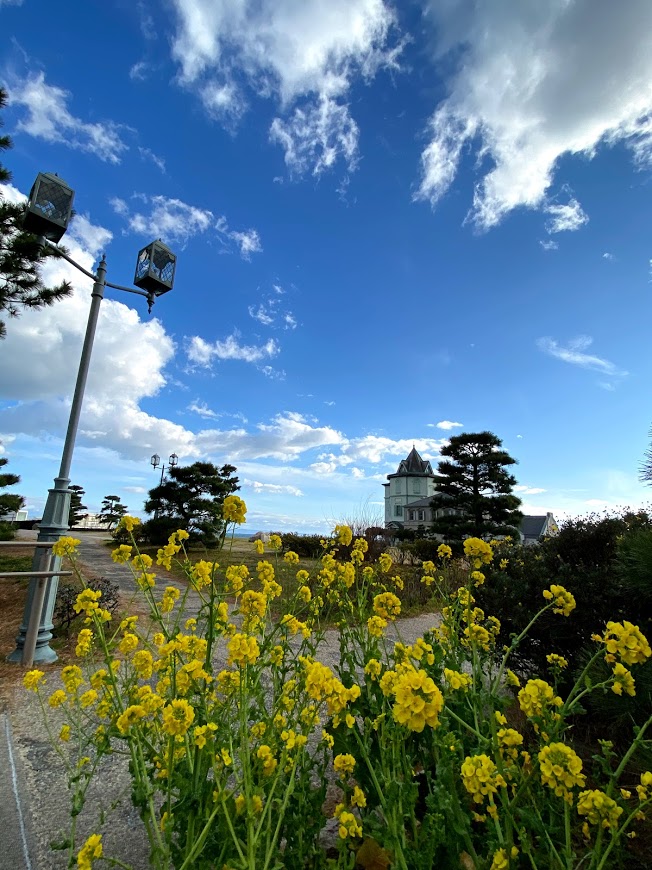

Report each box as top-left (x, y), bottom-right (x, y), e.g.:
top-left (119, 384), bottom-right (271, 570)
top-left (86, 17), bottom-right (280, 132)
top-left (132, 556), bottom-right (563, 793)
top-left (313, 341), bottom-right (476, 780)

top-left (280, 532), bottom-right (323, 559)
top-left (54, 576), bottom-right (120, 633)
top-left (0, 520), bottom-right (17, 540)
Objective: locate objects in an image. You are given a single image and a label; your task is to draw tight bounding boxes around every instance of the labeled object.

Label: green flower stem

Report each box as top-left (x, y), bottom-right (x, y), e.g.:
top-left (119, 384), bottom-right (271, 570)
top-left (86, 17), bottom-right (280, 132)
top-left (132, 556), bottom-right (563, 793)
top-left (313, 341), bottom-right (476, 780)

top-left (491, 603), bottom-right (552, 694)
top-left (611, 713), bottom-right (652, 785)
top-left (353, 725), bottom-right (388, 813)
top-left (445, 706), bottom-right (490, 743)
top-left (564, 800), bottom-right (572, 870)
top-left (594, 794), bottom-right (652, 870)
top-left (532, 802), bottom-right (566, 869)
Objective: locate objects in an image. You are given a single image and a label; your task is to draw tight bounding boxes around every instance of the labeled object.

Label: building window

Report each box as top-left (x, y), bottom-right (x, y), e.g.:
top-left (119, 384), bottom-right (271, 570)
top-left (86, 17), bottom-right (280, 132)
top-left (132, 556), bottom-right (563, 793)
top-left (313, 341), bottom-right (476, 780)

top-left (395, 480), bottom-right (401, 494)
top-left (413, 479), bottom-right (421, 494)
top-left (418, 510), bottom-right (425, 521)
top-left (394, 505), bottom-right (403, 517)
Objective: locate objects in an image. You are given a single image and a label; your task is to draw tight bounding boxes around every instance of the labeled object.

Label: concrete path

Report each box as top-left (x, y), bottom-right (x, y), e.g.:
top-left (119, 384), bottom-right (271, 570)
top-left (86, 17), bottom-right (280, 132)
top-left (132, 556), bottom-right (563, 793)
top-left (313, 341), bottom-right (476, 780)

top-left (2, 533), bottom-right (442, 869)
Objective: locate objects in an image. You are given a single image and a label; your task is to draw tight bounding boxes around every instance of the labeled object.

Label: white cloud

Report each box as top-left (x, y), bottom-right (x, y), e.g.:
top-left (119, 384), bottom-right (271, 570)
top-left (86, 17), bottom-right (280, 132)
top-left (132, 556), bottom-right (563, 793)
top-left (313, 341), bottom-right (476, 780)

top-left (514, 485), bottom-right (547, 495)
top-left (129, 61), bottom-right (151, 81)
top-left (138, 146), bottom-right (166, 173)
top-left (270, 95), bottom-right (359, 176)
top-left (187, 333), bottom-right (279, 367)
top-left (9, 71), bottom-right (128, 163)
top-left (539, 239), bottom-right (559, 252)
top-left (0, 182), bottom-right (26, 205)
top-left (0, 0), bottom-right (24, 6)
top-left (111, 195), bottom-right (261, 256)
top-left (187, 401), bottom-right (247, 423)
top-left (110, 194), bottom-right (213, 245)
top-left (123, 486), bottom-right (146, 494)
top-left (69, 214), bottom-right (113, 257)
top-left (545, 197), bottom-right (589, 234)
top-left (169, 0), bottom-right (401, 176)
top-left (417, 0), bottom-right (652, 228)
top-left (243, 479), bottom-right (304, 497)
top-left (537, 335), bottom-right (627, 377)
top-left (431, 420), bottom-right (463, 431)
top-left (602, 252), bottom-right (614, 261)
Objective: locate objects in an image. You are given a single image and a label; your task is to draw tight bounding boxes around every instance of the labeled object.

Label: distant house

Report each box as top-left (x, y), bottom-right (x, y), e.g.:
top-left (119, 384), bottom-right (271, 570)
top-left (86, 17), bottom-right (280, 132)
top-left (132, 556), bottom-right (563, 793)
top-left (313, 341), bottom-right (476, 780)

top-left (383, 447), bottom-right (558, 544)
top-left (0, 508), bottom-right (29, 523)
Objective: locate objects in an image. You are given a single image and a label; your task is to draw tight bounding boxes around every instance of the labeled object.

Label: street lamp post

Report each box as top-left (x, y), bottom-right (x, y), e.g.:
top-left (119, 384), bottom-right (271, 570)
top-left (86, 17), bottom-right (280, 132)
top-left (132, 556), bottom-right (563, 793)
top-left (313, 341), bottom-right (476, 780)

top-left (8, 173), bottom-right (178, 664)
top-left (150, 452), bottom-right (178, 519)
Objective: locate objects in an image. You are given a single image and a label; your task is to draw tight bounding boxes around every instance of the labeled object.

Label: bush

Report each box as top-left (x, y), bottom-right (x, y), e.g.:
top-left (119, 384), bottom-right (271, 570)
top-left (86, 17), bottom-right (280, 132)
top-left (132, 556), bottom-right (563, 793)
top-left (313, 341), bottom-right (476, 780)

top-left (0, 520), bottom-right (17, 540)
top-left (280, 533), bottom-right (323, 559)
top-left (475, 511), bottom-right (652, 687)
top-left (54, 576), bottom-right (120, 633)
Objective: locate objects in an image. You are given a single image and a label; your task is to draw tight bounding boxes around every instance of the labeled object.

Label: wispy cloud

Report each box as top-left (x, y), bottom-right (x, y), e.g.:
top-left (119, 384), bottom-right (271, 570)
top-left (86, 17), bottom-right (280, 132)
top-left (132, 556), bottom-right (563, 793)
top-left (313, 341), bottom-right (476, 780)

top-left (248, 288), bottom-right (297, 330)
top-left (602, 252), bottom-right (615, 261)
top-left (539, 239), bottom-right (559, 252)
top-left (244, 479), bottom-right (304, 497)
top-left (537, 336), bottom-right (627, 378)
top-left (111, 194), bottom-right (261, 256)
top-left (187, 400), bottom-right (247, 424)
top-left (544, 196), bottom-right (589, 234)
top-left (514, 485), bottom-right (546, 495)
top-left (138, 146), bottom-right (166, 173)
top-left (187, 333), bottom-right (279, 367)
top-left (9, 71), bottom-right (128, 163)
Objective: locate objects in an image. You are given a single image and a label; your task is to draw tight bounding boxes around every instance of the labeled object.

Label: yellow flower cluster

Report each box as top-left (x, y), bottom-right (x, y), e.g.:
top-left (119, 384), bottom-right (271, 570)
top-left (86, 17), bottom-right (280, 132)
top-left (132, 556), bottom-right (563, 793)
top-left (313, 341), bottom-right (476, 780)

top-left (227, 633), bottom-right (260, 666)
top-left (74, 588), bottom-right (102, 617)
top-left (546, 653), bottom-right (568, 670)
top-left (373, 591), bottom-right (401, 621)
top-left (612, 662), bottom-right (636, 696)
top-left (437, 544), bottom-right (452, 559)
top-left (334, 803), bottom-right (362, 839)
top-left (118, 516), bottom-right (141, 533)
top-left (161, 698), bottom-right (195, 736)
top-left (636, 771), bottom-right (652, 802)
top-left (268, 534), bottom-right (282, 551)
top-left (596, 620), bottom-right (651, 665)
top-left (542, 584), bottom-right (576, 616)
top-left (23, 669), bottom-right (45, 691)
top-left (222, 494), bottom-right (247, 524)
top-left (333, 524), bottom-right (353, 546)
top-left (538, 743), bottom-right (586, 802)
top-left (161, 585), bottom-right (180, 614)
top-left (378, 552), bottom-right (392, 573)
top-left (116, 704), bottom-right (147, 735)
top-left (444, 668), bottom-right (472, 691)
top-left (256, 744), bottom-right (278, 776)
top-left (497, 728), bottom-right (523, 761)
top-left (225, 564), bottom-right (249, 594)
top-left (76, 833), bottom-right (102, 870)
top-left (52, 536), bottom-right (81, 557)
top-left (518, 679), bottom-right (562, 720)
top-left (283, 550), bottom-right (299, 565)
top-left (463, 537), bottom-right (493, 567)
top-left (577, 789), bottom-right (623, 829)
top-left (460, 754), bottom-right (506, 803)
top-left (76, 628), bottom-right (93, 657)
top-left (334, 753), bottom-right (356, 778)
top-left (392, 668), bottom-right (444, 732)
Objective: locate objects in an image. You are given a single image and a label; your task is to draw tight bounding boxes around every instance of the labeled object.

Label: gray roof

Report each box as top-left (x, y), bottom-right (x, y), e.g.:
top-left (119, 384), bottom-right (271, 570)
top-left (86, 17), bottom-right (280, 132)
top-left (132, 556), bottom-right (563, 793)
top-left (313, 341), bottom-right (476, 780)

top-left (520, 515), bottom-right (548, 538)
top-left (403, 497), bottom-right (433, 508)
top-left (388, 446), bottom-right (434, 478)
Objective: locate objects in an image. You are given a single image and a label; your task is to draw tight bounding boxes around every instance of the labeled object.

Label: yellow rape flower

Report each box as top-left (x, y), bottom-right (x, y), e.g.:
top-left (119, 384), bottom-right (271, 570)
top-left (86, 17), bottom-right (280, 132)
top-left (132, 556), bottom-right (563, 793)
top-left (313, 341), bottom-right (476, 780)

top-left (62, 665), bottom-right (84, 693)
top-left (546, 653), bottom-right (569, 670)
top-left (333, 524), bottom-right (353, 546)
top-left (577, 789), bottom-right (623, 829)
top-left (52, 536), bottom-right (81, 557)
top-left (461, 754), bottom-right (506, 803)
top-left (598, 621), bottom-right (651, 665)
top-left (161, 585), bottom-right (180, 614)
top-left (463, 537), bottom-right (493, 567)
top-left (444, 668), bottom-right (472, 691)
top-left (392, 668), bottom-right (444, 732)
top-left (60, 724), bottom-right (71, 742)
top-left (373, 591), bottom-right (401, 620)
top-left (48, 689), bottom-right (66, 708)
top-left (116, 704), bottom-right (147, 735)
top-left (378, 552), bottom-right (392, 573)
top-left (119, 632), bottom-right (139, 655)
top-left (222, 495), bottom-right (247, 524)
top-left (118, 516), bottom-right (141, 533)
top-left (111, 544), bottom-right (132, 564)
top-left (257, 744), bottom-right (278, 776)
top-left (268, 534), bottom-right (282, 551)
top-left (538, 743), bottom-right (586, 802)
top-left (437, 544), bottom-right (452, 559)
top-left (334, 753), bottom-right (356, 778)
top-left (23, 669), bottom-right (45, 691)
top-left (161, 699), bottom-right (195, 736)
top-left (254, 538), bottom-right (265, 554)
top-left (518, 679), bottom-right (562, 720)
top-left (612, 662), bottom-right (636, 696)
top-left (542, 584), bottom-right (576, 616)
top-left (76, 833), bottom-right (102, 870)
top-left (367, 615), bottom-right (387, 637)
top-left (227, 632), bottom-right (260, 666)
top-left (283, 550), bottom-right (299, 565)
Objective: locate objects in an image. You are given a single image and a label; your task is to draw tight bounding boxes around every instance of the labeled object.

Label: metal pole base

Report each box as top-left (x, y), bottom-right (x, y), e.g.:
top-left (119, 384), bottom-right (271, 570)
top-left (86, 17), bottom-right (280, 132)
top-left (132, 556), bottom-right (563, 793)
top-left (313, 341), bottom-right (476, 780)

top-left (7, 478), bottom-right (71, 665)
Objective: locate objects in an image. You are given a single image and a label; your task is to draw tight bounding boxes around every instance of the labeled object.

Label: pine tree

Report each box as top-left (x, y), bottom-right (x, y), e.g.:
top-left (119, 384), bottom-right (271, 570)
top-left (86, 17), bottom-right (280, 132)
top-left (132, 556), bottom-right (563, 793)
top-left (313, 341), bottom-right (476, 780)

top-left (0, 87), bottom-right (72, 338)
top-left (145, 462), bottom-right (239, 543)
top-left (99, 494), bottom-right (128, 529)
top-left (0, 456), bottom-right (24, 516)
top-left (430, 431), bottom-right (522, 542)
top-left (68, 484), bottom-right (88, 528)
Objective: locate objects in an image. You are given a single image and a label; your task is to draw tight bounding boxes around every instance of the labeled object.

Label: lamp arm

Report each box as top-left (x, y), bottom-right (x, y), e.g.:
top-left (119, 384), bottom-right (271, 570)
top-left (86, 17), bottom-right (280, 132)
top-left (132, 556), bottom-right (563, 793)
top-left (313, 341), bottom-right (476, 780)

top-left (40, 237), bottom-right (97, 281)
top-left (105, 280), bottom-right (150, 298)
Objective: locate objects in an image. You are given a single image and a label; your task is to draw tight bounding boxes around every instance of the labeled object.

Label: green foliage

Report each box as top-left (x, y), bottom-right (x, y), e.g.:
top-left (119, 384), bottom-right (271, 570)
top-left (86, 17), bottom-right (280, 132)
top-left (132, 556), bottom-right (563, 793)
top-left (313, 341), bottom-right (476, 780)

top-left (280, 532), bottom-right (324, 558)
top-left (68, 484), bottom-right (88, 528)
top-left (430, 431), bottom-right (522, 543)
top-left (0, 455), bottom-right (24, 516)
top-left (0, 519), bottom-right (17, 540)
top-left (140, 516), bottom-right (184, 546)
top-left (98, 494), bottom-right (128, 529)
top-left (144, 461), bottom-right (239, 545)
top-left (475, 510), bottom-right (652, 688)
top-left (0, 553), bottom-right (31, 571)
top-left (0, 88), bottom-right (72, 339)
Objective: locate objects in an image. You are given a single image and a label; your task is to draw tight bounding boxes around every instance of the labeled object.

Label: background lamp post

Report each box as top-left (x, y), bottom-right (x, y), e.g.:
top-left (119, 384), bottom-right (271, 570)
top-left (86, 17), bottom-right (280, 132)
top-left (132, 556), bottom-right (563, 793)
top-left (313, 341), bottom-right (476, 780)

top-left (9, 173), bottom-right (178, 664)
top-left (150, 452), bottom-right (178, 519)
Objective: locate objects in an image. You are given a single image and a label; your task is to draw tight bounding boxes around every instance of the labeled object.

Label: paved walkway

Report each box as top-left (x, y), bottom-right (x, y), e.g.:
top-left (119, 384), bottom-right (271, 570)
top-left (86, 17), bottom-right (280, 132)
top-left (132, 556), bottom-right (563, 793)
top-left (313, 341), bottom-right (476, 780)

top-left (1, 533), bottom-right (442, 869)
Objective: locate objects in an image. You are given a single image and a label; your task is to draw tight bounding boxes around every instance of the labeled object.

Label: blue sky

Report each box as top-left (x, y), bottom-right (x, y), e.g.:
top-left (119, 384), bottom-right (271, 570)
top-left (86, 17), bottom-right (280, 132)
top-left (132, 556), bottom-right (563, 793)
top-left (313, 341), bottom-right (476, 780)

top-left (1, 0), bottom-right (652, 533)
